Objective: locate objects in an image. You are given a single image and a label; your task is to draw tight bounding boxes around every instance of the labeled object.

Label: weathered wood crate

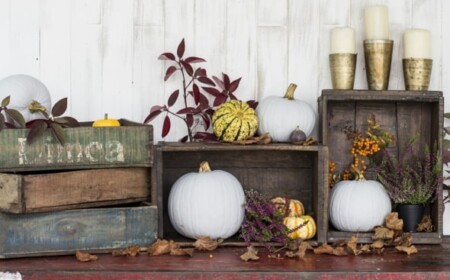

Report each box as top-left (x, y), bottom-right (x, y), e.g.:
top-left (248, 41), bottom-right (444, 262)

top-left (318, 90), bottom-right (444, 244)
top-left (0, 167), bottom-right (150, 213)
top-left (0, 119), bottom-right (153, 172)
top-left (154, 143), bottom-right (329, 245)
top-left (0, 203), bottom-right (157, 258)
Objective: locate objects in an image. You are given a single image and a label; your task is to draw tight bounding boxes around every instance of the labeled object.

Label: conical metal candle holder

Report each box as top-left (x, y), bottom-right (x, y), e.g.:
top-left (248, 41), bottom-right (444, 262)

top-left (403, 58), bottom-right (432, 91)
top-left (364, 39), bottom-right (393, 90)
top-left (329, 53), bottom-right (357, 90)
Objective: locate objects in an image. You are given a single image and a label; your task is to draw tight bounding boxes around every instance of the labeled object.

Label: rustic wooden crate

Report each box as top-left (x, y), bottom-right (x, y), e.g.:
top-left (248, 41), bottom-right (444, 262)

top-left (154, 143), bottom-right (329, 245)
top-left (0, 203), bottom-right (157, 258)
top-left (0, 167), bottom-right (150, 214)
top-left (319, 90), bottom-right (444, 244)
top-left (0, 119), bottom-right (153, 172)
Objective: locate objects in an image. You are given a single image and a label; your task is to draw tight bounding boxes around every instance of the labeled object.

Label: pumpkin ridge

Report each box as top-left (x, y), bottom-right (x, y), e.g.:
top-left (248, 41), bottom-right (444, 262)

top-left (219, 116), bottom-right (238, 140)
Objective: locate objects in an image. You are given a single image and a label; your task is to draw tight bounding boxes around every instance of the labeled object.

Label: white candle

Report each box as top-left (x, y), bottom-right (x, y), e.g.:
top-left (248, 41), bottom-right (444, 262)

top-left (330, 27), bottom-right (356, 54)
top-left (403, 28), bottom-right (431, 59)
top-left (364, 5), bottom-right (389, 40)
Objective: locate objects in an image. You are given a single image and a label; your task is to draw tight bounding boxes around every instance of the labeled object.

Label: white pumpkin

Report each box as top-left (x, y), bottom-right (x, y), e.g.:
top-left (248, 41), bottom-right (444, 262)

top-left (168, 161), bottom-right (245, 240)
top-left (256, 83), bottom-right (316, 142)
top-left (0, 74), bottom-right (51, 122)
top-left (329, 180), bottom-right (391, 232)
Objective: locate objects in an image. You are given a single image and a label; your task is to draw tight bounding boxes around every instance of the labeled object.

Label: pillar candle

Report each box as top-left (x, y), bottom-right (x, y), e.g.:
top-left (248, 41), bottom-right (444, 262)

top-left (403, 28), bottom-right (431, 59)
top-left (330, 27), bottom-right (356, 54)
top-left (364, 5), bottom-right (389, 40)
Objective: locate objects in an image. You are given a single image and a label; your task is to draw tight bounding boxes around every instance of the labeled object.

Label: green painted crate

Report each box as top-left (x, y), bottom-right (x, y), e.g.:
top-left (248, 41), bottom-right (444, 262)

top-left (0, 120), bottom-right (153, 172)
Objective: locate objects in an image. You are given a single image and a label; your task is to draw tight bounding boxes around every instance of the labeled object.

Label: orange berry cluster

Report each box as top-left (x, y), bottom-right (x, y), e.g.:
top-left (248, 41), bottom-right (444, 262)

top-left (351, 136), bottom-right (381, 157)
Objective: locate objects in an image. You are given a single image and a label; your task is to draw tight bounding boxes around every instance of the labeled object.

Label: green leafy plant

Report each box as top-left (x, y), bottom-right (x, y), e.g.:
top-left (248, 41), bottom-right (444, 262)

top-left (0, 96), bottom-right (26, 131)
top-left (144, 38), bottom-right (257, 142)
top-left (377, 138), bottom-right (442, 205)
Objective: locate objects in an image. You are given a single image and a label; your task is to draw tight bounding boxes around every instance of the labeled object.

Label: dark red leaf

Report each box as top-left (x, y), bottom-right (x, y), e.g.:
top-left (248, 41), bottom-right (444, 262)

top-left (1, 95), bottom-right (10, 107)
top-left (184, 56), bottom-right (206, 63)
top-left (193, 132), bottom-right (219, 141)
top-left (52, 98), bottom-right (68, 117)
top-left (193, 84), bottom-right (201, 105)
top-left (144, 106), bottom-right (164, 123)
top-left (212, 76), bottom-right (225, 90)
top-left (205, 108), bottom-right (215, 116)
top-left (5, 108), bottom-right (25, 128)
top-left (50, 122), bottom-right (65, 145)
top-left (201, 113), bottom-right (211, 130)
top-left (186, 114), bottom-right (194, 127)
top-left (198, 93), bottom-right (209, 109)
top-left (229, 92), bottom-right (237, 100)
top-left (164, 66), bottom-right (177, 81)
top-left (195, 68), bottom-right (207, 77)
top-left (213, 94), bottom-right (228, 107)
top-left (177, 38), bottom-right (185, 58)
top-left (223, 73), bottom-right (230, 89)
top-left (168, 90), bottom-right (180, 107)
top-left (177, 107), bottom-right (196, 114)
top-left (26, 120), bottom-right (48, 144)
top-left (54, 116), bottom-right (80, 127)
top-left (180, 60), bottom-right (193, 76)
top-left (179, 135), bottom-right (188, 142)
top-left (162, 115), bottom-right (171, 138)
top-left (247, 100), bottom-right (259, 109)
top-left (229, 77), bottom-right (241, 93)
top-left (197, 76), bottom-right (215, 86)
top-left (202, 86), bottom-right (221, 97)
top-left (158, 52), bottom-right (176, 60)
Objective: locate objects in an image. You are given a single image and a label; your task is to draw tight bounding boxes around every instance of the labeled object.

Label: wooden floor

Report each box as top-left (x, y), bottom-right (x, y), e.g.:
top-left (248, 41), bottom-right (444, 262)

top-left (1, 243), bottom-right (450, 279)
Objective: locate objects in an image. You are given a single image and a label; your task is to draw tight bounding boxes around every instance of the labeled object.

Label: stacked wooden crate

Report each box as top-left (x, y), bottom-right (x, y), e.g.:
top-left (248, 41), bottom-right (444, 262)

top-left (319, 90), bottom-right (444, 244)
top-left (0, 119), bottom-right (157, 258)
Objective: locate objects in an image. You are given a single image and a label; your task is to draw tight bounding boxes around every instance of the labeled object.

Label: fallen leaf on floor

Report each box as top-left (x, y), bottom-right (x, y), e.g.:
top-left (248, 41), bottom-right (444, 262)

top-left (233, 133), bottom-right (272, 145)
top-left (347, 236), bottom-right (367, 255)
top-left (112, 245), bottom-right (141, 257)
top-left (397, 233), bottom-right (413, 247)
top-left (285, 241), bottom-right (313, 259)
top-left (148, 239), bottom-right (172, 256)
top-left (240, 246), bottom-right (260, 262)
top-left (396, 245), bottom-right (418, 255)
top-left (370, 240), bottom-right (385, 249)
top-left (385, 212), bottom-right (403, 231)
top-left (372, 226), bottom-right (394, 240)
top-left (416, 215), bottom-right (433, 232)
top-left (194, 237), bottom-right (224, 251)
top-left (76, 250), bottom-right (98, 262)
top-left (313, 244), bottom-right (347, 256)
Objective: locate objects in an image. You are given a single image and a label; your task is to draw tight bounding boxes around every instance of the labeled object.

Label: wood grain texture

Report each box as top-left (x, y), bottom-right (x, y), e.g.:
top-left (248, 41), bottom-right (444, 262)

top-left (0, 204), bottom-right (157, 258)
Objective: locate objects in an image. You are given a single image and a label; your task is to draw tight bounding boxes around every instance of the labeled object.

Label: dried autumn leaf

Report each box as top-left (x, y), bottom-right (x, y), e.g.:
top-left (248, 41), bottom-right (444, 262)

top-left (385, 212), bottom-right (403, 231)
top-left (396, 245), bottom-right (418, 255)
top-left (370, 240), bottom-right (385, 249)
top-left (360, 244), bottom-right (371, 254)
top-left (240, 246), bottom-right (260, 262)
top-left (76, 250), bottom-right (98, 262)
top-left (347, 236), bottom-right (363, 256)
top-left (170, 247), bottom-right (194, 257)
top-left (372, 226), bottom-right (394, 241)
top-left (193, 237), bottom-right (223, 251)
top-left (286, 241), bottom-right (313, 259)
top-left (112, 245), bottom-right (141, 257)
top-left (397, 233), bottom-right (413, 247)
top-left (293, 137), bottom-right (318, 146)
top-left (417, 215), bottom-right (433, 232)
top-left (148, 239), bottom-right (171, 256)
top-left (233, 133), bottom-right (272, 145)
top-left (313, 244), bottom-right (348, 256)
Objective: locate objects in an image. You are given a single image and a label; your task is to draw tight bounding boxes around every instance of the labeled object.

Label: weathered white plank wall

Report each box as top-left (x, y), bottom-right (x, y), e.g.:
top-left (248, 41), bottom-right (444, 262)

top-left (0, 0), bottom-right (448, 232)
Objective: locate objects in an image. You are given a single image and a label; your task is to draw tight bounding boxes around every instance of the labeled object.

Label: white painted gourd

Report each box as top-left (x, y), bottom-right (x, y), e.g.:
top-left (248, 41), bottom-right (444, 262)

top-left (329, 180), bottom-right (392, 232)
top-left (256, 83), bottom-right (316, 142)
top-left (0, 74), bottom-right (51, 122)
top-left (168, 161), bottom-right (246, 240)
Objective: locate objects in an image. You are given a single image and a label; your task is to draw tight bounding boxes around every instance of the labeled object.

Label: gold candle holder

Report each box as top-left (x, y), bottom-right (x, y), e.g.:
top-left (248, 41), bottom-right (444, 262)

top-left (363, 39), bottom-right (393, 90)
top-left (403, 58), bottom-right (432, 91)
top-left (329, 53), bottom-right (357, 90)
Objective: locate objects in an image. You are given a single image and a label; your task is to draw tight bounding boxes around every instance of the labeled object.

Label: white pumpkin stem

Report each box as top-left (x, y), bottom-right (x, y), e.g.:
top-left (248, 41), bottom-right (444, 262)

top-left (283, 83), bottom-right (298, 100)
top-left (28, 100), bottom-right (47, 113)
top-left (104, 113), bottom-right (108, 120)
top-left (199, 161), bottom-right (212, 172)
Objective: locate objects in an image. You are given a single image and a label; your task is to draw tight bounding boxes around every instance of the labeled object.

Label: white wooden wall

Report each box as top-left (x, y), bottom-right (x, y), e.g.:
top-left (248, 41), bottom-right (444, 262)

top-left (0, 0), bottom-right (448, 232)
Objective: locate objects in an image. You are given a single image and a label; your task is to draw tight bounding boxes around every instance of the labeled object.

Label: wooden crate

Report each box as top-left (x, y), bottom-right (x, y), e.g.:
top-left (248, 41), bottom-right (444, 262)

top-left (0, 203), bottom-right (157, 258)
top-left (0, 167), bottom-right (150, 214)
top-left (319, 90), bottom-right (444, 244)
top-left (154, 143), bottom-right (329, 245)
top-left (0, 119), bottom-right (153, 172)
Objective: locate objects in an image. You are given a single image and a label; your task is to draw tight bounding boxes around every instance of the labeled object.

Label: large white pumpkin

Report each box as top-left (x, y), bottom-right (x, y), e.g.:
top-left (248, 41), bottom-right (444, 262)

top-left (329, 180), bottom-right (391, 232)
top-left (168, 161), bottom-right (245, 239)
top-left (0, 74), bottom-right (51, 122)
top-left (256, 83), bottom-right (316, 142)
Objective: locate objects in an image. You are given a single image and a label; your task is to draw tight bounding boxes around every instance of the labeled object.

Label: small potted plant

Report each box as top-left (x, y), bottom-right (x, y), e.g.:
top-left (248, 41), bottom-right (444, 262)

top-left (376, 138), bottom-right (442, 232)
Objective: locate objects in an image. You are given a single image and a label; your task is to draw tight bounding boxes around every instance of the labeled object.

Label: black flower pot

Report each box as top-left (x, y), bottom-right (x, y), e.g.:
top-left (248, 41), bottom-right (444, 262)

top-left (397, 204), bottom-right (425, 232)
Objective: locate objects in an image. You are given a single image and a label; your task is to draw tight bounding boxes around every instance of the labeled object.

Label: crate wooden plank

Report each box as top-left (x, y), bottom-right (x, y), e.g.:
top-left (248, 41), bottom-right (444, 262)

top-left (319, 90), bottom-right (444, 244)
top-left (0, 120), bottom-right (153, 172)
top-left (0, 204), bottom-right (157, 258)
top-left (154, 143), bottom-right (329, 245)
top-left (0, 167), bottom-right (150, 213)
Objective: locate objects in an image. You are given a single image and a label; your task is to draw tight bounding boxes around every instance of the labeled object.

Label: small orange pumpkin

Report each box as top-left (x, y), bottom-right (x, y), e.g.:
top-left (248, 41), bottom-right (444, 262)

top-left (92, 113), bottom-right (120, 127)
top-left (271, 197), bottom-right (304, 217)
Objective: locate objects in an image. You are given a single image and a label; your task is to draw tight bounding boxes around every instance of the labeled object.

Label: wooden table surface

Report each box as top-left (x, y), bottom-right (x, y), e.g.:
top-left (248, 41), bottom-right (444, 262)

top-left (1, 245), bottom-right (450, 279)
